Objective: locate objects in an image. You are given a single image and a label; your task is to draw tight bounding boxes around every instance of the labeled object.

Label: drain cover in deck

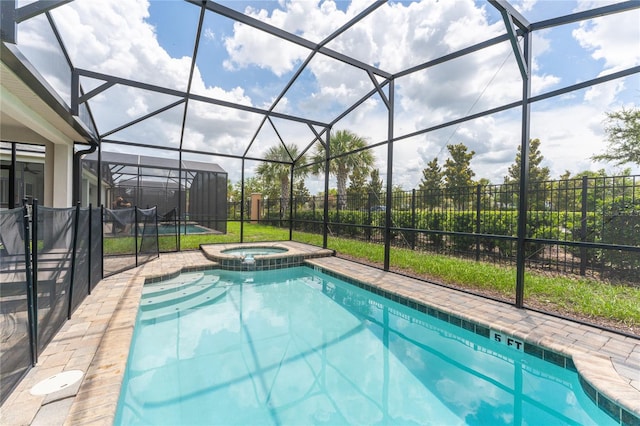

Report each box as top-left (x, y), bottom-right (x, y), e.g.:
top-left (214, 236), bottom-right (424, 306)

top-left (30, 370), bottom-right (83, 395)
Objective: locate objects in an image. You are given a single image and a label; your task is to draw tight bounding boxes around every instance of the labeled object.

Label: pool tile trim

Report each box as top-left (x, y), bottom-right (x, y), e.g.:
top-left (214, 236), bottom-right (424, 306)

top-left (200, 241), bottom-right (334, 272)
top-left (309, 261), bottom-right (640, 426)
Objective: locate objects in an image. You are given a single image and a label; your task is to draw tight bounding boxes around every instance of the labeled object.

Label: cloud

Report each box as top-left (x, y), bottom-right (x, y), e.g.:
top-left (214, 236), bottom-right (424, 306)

top-left (511, 0), bottom-right (539, 13)
top-left (203, 28), bottom-right (216, 42)
top-left (572, 7), bottom-right (640, 73)
top-left (223, 22), bottom-right (309, 76)
top-left (221, 0), bottom-right (354, 76)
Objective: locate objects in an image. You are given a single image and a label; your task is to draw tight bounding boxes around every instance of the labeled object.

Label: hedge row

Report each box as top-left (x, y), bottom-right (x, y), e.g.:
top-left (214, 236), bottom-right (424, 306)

top-left (260, 209), bottom-right (638, 278)
top-left (287, 209), bottom-right (604, 241)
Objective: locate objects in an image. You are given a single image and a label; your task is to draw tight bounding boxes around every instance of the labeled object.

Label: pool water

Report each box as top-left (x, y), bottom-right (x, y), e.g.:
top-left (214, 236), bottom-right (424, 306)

top-left (134, 224), bottom-right (211, 235)
top-left (221, 247), bottom-right (288, 256)
top-left (115, 267), bottom-right (615, 425)
top-left (158, 224), bottom-right (210, 234)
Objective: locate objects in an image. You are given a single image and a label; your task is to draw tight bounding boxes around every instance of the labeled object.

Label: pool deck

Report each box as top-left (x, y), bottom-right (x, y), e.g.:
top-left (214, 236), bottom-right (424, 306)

top-left (1, 242), bottom-right (638, 425)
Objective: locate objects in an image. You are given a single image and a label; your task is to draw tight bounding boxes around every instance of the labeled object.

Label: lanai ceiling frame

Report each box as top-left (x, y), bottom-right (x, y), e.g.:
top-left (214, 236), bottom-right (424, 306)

top-left (66, 0), bottom-right (391, 159)
top-left (3, 0), bottom-right (638, 158)
top-left (2, 0), bottom-right (639, 301)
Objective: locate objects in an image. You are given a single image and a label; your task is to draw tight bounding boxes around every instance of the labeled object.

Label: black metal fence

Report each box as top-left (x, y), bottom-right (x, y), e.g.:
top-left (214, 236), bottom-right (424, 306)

top-left (0, 202), bottom-right (103, 404)
top-left (234, 174), bottom-right (640, 283)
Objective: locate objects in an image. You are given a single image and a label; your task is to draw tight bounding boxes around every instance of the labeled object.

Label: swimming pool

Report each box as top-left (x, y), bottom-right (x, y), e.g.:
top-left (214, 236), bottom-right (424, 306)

top-left (115, 266), bottom-right (616, 425)
top-left (156, 223), bottom-right (212, 234)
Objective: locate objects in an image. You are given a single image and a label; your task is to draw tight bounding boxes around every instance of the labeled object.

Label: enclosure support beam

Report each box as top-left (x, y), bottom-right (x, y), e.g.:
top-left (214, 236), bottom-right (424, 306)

top-left (240, 159), bottom-right (245, 243)
top-left (9, 143), bottom-right (16, 209)
top-left (515, 31), bottom-right (532, 309)
top-left (383, 80), bottom-right (394, 271)
top-left (531, 1), bottom-right (640, 31)
top-left (14, 0), bottom-right (72, 23)
top-left (0, 0), bottom-right (16, 43)
top-left (489, 0), bottom-right (531, 30)
top-left (289, 165), bottom-right (294, 241)
top-left (177, 152), bottom-right (183, 251)
top-left (323, 130), bottom-right (331, 249)
top-left (1, 0), bottom-right (72, 43)
top-left (500, 11), bottom-right (528, 79)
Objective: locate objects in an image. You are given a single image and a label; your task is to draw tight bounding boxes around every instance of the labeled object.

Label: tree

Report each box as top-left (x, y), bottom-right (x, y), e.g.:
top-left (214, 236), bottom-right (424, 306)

top-left (312, 130), bottom-right (375, 209)
top-left (367, 169), bottom-right (384, 195)
top-left (347, 167), bottom-right (368, 208)
top-left (443, 143), bottom-right (475, 209)
top-left (256, 144), bottom-right (307, 214)
top-left (292, 179), bottom-right (310, 200)
top-left (292, 179), bottom-right (311, 210)
top-left (418, 158), bottom-right (443, 191)
top-left (235, 177), bottom-right (264, 199)
top-left (366, 169), bottom-right (384, 208)
top-left (591, 107), bottom-right (640, 166)
top-left (228, 181), bottom-right (240, 202)
top-left (506, 138), bottom-right (551, 184)
top-left (474, 177), bottom-right (493, 209)
top-left (504, 138), bottom-right (551, 210)
top-left (418, 157), bottom-right (443, 209)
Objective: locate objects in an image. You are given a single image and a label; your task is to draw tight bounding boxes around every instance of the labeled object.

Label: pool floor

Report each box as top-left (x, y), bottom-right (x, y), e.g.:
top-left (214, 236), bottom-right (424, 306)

top-left (1, 244), bottom-right (638, 425)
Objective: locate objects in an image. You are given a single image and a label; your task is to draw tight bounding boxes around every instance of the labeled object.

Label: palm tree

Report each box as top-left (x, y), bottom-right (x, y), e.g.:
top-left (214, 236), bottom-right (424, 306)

top-left (256, 143), bottom-right (307, 214)
top-left (312, 130), bottom-right (375, 209)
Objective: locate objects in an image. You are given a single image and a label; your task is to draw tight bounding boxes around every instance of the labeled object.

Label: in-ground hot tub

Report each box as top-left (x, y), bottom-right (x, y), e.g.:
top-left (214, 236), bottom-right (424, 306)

top-left (201, 242), bottom-right (334, 271)
top-left (203, 243), bottom-right (303, 271)
top-left (221, 247), bottom-right (288, 256)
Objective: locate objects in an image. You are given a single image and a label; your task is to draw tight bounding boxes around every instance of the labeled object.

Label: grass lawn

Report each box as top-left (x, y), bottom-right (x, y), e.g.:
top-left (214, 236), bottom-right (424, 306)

top-left (104, 221), bottom-right (640, 334)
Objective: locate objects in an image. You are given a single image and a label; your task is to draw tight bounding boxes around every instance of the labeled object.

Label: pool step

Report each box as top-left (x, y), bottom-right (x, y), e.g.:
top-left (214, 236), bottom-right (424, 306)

top-left (139, 287), bottom-right (227, 324)
top-left (139, 280), bottom-right (226, 323)
top-left (141, 275), bottom-right (220, 310)
top-left (143, 272), bottom-right (204, 290)
top-left (143, 273), bottom-right (217, 297)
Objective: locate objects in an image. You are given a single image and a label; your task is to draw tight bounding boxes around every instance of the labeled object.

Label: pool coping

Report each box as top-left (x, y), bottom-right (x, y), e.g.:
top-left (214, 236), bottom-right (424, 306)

top-left (199, 241), bottom-right (334, 271)
top-left (1, 243), bottom-right (638, 425)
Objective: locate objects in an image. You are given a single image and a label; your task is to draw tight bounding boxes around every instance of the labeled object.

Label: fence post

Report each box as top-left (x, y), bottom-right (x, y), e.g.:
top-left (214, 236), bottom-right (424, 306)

top-left (88, 203), bottom-right (92, 295)
top-left (135, 206), bottom-right (139, 267)
top-left (68, 202), bottom-right (80, 320)
top-left (100, 205), bottom-right (104, 279)
top-left (31, 198), bottom-right (39, 362)
top-left (367, 192), bottom-right (372, 242)
top-left (411, 189), bottom-right (416, 250)
top-left (290, 195), bottom-right (295, 241)
top-left (22, 200), bottom-right (36, 366)
top-left (267, 199), bottom-right (270, 224)
top-left (336, 194), bottom-right (340, 238)
top-left (155, 206), bottom-right (160, 259)
top-left (476, 184), bottom-right (481, 261)
top-left (580, 175), bottom-right (588, 276)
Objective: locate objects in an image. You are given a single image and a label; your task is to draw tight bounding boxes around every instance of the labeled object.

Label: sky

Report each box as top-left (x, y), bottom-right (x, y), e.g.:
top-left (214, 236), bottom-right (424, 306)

top-left (15, 0), bottom-right (640, 191)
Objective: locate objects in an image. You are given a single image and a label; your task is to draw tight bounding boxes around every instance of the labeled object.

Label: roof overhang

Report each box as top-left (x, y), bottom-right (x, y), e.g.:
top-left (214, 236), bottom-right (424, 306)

top-left (1, 41), bottom-right (94, 146)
